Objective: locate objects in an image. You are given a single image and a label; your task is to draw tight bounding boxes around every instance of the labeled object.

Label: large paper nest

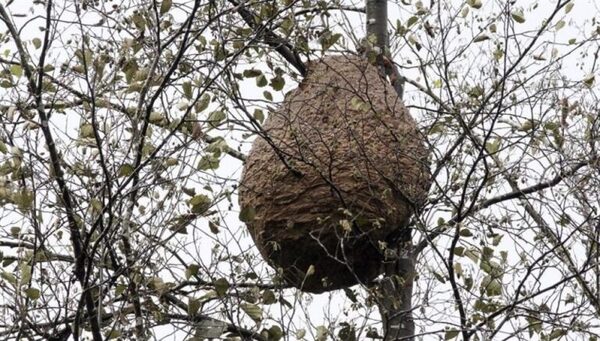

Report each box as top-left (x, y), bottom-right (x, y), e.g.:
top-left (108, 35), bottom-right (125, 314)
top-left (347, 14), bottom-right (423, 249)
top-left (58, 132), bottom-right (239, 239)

top-left (239, 55), bottom-right (431, 293)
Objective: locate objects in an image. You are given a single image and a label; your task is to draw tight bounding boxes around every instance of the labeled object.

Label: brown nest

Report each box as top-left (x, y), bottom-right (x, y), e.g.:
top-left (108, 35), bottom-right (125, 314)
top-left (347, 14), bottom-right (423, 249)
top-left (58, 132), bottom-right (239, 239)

top-left (239, 55), bottom-right (431, 293)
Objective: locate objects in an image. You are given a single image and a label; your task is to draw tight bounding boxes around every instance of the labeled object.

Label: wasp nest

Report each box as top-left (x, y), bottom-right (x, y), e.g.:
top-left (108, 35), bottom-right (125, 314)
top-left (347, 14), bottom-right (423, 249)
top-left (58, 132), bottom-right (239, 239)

top-left (239, 55), bottom-right (431, 293)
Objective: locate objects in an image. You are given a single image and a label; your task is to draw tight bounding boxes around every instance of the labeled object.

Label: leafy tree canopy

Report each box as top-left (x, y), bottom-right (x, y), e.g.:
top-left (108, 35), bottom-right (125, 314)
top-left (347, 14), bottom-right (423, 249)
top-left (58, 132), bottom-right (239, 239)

top-left (0, 0), bottom-right (598, 340)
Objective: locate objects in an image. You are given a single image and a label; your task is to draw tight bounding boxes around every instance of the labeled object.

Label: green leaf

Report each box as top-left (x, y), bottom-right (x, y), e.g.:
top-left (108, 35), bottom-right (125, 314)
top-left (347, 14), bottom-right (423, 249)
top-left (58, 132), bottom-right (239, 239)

top-left (459, 229), bottom-right (473, 237)
top-left (511, 10), bottom-right (526, 23)
top-left (453, 246), bottom-right (465, 256)
top-left (338, 323), bottom-right (356, 341)
top-left (118, 164), bottom-right (135, 177)
top-left (24, 287), bottom-right (40, 299)
top-left (467, 85), bottom-right (484, 98)
top-left (208, 220), bottom-right (220, 234)
top-left (1, 271), bottom-right (17, 286)
top-left (433, 271), bottom-right (446, 283)
top-left (186, 264), bottom-right (200, 279)
top-left (239, 206), bottom-right (256, 223)
top-left (253, 109), bottom-right (265, 123)
top-left (350, 97), bottom-right (364, 110)
top-left (10, 226), bottom-right (20, 237)
top-left (20, 262), bottom-right (31, 285)
top-left (176, 100), bottom-right (189, 111)
top-left (526, 314), bottom-right (543, 337)
top-left (214, 278), bottom-right (229, 297)
top-left (188, 297), bottom-right (201, 315)
top-left (183, 81), bottom-right (193, 100)
top-left (207, 110), bottom-right (226, 127)
top-left (320, 32), bottom-right (342, 50)
top-left (467, 0), bottom-right (482, 9)
top-left (262, 289), bottom-right (276, 304)
top-left (408, 34), bottom-right (420, 49)
top-left (205, 138), bottom-right (228, 157)
top-left (80, 124), bottom-right (95, 138)
top-left (160, 0), bottom-right (172, 15)
top-left (197, 155), bottom-right (220, 171)
top-left (583, 73), bottom-right (595, 87)
top-left (465, 249), bottom-right (479, 263)
top-left (149, 277), bottom-right (167, 293)
top-left (518, 120), bottom-right (535, 132)
top-left (563, 294), bottom-right (575, 304)
top-left (267, 325), bottom-right (284, 341)
top-left (474, 299), bottom-right (497, 313)
top-left (182, 187), bottom-right (196, 197)
top-left (270, 75), bottom-right (285, 91)
top-left (32, 38), bottom-right (42, 49)
top-left (565, 2), bottom-right (574, 14)
top-left (195, 94), bottom-right (210, 113)
top-left (115, 284), bottom-right (127, 296)
top-left (192, 320), bottom-right (228, 339)
top-left (0, 80), bottom-right (14, 88)
top-left (480, 260), bottom-right (492, 274)
top-left (164, 158), bottom-right (178, 167)
top-left (13, 190), bottom-right (33, 212)
top-left (444, 328), bottom-right (459, 340)
top-left (9, 65), bottom-right (22, 78)
top-left (482, 246), bottom-right (494, 261)
top-left (316, 326), bottom-right (328, 341)
top-left (256, 74), bottom-right (268, 87)
top-left (492, 234), bottom-right (504, 246)
top-left (485, 139), bottom-right (501, 154)
top-left (188, 194), bottom-right (211, 215)
top-left (464, 276), bottom-right (473, 291)
top-left (243, 69), bottom-right (262, 78)
top-left (0, 141), bottom-right (7, 154)
top-left (549, 329), bottom-right (567, 340)
top-left (263, 91), bottom-right (273, 101)
top-left (132, 13), bottom-right (146, 30)
top-left (473, 34), bottom-right (490, 43)
top-left (406, 16), bottom-right (418, 27)
top-left (2, 258), bottom-right (15, 268)
top-left (280, 17), bottom-right (295, 34)
top-left (106, 330), bottom-right (121, 340)
top-left (240, 303), bottom-right (262, 322)
top-left (481, 276), bottom-right (502, 296)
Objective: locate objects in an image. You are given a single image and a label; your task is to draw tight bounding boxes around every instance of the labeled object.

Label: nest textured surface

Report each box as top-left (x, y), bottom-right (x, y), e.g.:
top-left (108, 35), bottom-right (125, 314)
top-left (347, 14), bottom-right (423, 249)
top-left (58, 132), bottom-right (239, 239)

top-left (239, 55), bottom-right (431, 293)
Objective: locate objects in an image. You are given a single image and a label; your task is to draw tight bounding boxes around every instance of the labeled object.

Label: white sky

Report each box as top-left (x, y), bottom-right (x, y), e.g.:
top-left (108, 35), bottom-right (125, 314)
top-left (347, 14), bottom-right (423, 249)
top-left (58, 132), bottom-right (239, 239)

top-left (0, 0), bottom-right (599, 340)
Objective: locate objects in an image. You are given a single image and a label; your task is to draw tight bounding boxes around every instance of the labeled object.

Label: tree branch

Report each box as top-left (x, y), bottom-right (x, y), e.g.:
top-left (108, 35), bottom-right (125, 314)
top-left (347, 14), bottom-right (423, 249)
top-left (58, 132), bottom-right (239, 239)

top-left (0, 3), bottom-right (104, 340)
top-left (228, 0), bottom-right (306, 76)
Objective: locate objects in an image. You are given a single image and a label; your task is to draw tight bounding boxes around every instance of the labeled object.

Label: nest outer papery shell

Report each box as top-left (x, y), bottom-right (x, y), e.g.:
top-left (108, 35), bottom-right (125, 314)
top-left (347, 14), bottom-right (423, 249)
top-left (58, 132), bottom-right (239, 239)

top-left (238, 55), bottom-right (431, 293)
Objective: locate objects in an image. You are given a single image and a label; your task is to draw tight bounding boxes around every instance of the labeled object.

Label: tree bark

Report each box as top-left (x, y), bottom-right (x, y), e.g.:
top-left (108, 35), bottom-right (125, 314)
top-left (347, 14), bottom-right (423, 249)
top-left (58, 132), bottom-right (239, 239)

top-left (366, 1), bottom-right (414, 339)
top-left (379, 244), bottom-right (416, 341)
top-left (366, 0), bottom-right (388, 54)
top-left (365, 0), bottom-right (405, 98)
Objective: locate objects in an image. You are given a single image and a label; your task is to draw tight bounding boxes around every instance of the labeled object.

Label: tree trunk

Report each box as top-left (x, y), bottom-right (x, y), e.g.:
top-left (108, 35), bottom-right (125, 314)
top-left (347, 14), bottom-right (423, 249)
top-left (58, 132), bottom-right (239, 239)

top-left (365, 0), bottom-right (404, 98)
top-left (366, 1), bottom-right (414, 339)
top-left (378, 244), bottom-right (416, 341)
top-left (366, 0), bottom-right (388, 54)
